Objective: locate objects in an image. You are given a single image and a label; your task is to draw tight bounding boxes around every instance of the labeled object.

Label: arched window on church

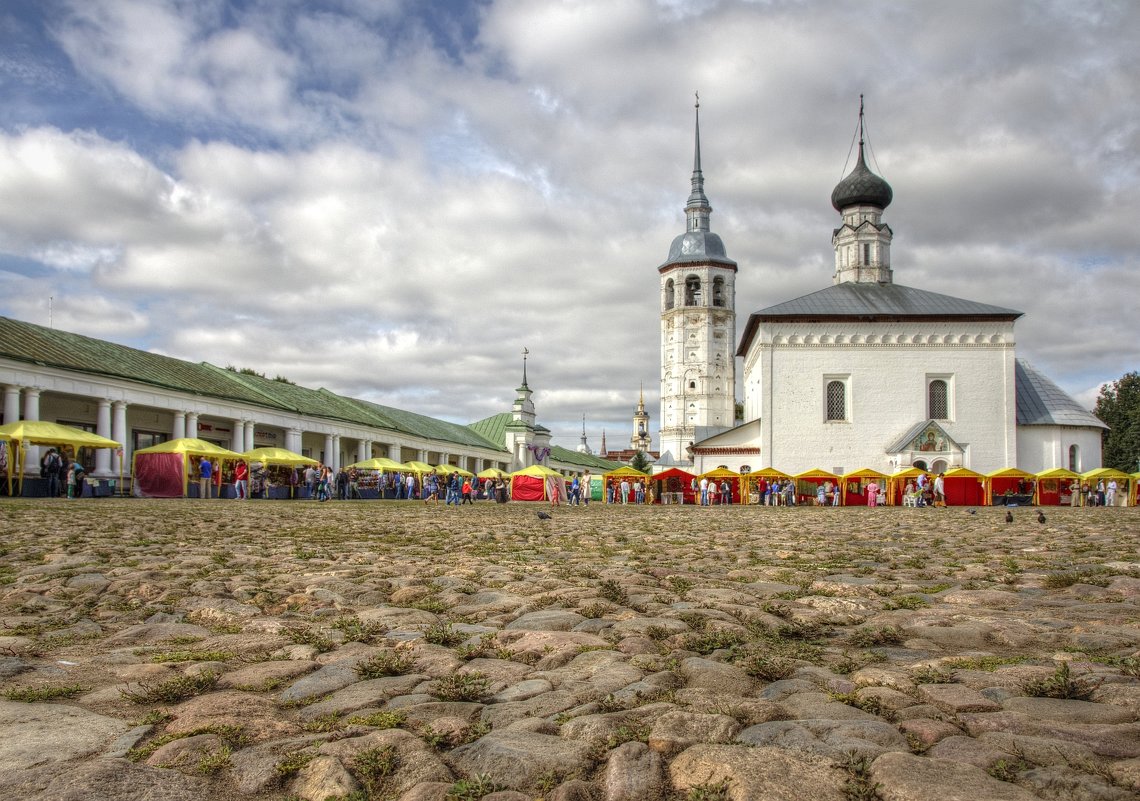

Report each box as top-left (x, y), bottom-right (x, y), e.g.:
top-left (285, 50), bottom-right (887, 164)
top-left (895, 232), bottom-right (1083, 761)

top-left (664, 279), bottom-right (675, 310)
top-left (826, 380), bottom-right (846, 421)
top-left (684, 276), bottom-right (702, 306)
top-left (928, 380), bottom-right (948, 420)
top-left (1068, 444), bottom-right (1080, 472)
top-left (712, 276), bottom-right (725, 307)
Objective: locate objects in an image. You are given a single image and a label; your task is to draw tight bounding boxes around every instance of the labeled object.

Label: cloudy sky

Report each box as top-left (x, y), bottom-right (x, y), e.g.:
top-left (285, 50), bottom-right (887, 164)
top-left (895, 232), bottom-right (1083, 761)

top-left (1, 0), bottom-right (1136, 450)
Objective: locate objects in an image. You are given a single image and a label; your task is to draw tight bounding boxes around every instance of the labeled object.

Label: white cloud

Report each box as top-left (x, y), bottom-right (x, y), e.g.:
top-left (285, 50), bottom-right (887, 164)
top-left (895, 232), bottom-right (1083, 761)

top-left (0, 0), bottom-right (1137, 449)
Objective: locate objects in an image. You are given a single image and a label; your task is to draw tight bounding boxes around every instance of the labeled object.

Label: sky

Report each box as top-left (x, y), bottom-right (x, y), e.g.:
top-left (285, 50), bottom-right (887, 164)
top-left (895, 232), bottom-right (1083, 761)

top-left (1, 0), bottom-right (1137, 452)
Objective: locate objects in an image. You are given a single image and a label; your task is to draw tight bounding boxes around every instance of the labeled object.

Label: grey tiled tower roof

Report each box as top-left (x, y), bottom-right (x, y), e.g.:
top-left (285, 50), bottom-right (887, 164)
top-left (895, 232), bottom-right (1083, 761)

top-left (1015, 359), bottom-right (1106, 428)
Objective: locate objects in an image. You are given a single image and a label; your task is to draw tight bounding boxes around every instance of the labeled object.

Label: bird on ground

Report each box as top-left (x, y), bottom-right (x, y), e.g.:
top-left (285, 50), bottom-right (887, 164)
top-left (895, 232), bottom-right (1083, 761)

top-left (967, 509), bottom-right (977, 515)
top-left (1005, 510), bottom-right (1014, 523)
top-left (537, 511), bottom-right (552, 520)
top-left (1037, 511), bottom-right (1046, 524)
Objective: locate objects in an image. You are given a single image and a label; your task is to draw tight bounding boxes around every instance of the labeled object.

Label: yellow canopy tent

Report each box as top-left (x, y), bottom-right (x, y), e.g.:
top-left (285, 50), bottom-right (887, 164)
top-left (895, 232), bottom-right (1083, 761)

top-left (1082, 467), bottom-right (1132, 507)
top-left (0, 420), bottom-right (121, 496)
top-left (603, 465), bottom-right (651, 503)
top-left (985, 467), bottom-right (1036, 506)
top-left (841, 468), bottom-right (890, 505)
top-left (241, 447), bottom-right (319, 499)
top-left (132, 438), bottom-right (243, 498)
top-left (510, 463), bottom-right (564, 502)
top-left (742, 468), bottom-right (791, 505)
top-left (888, 466), bottom-right (930, 507)
top-left (793, 468), bottom-right (839, 506)
top-left (346, 457), bottom-right (406, 472)
top-left (434, 464), bottom-right (474, 477)
top-left (1034, 467), bottom-right (1080, 506)
top-left (477, 467), bottom-right (509, 480)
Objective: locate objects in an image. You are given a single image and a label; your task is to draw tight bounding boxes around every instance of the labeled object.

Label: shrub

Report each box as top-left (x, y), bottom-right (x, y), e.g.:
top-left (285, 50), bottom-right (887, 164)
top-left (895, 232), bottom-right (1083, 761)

top-left (1021, 662), bottom-right (1101, 700)
top-left (121, 672), bottom-right (219, 704)
top-left (355, 649), bottom-right (415, 679)
top-left (432, 672), bottom-right (490, 702)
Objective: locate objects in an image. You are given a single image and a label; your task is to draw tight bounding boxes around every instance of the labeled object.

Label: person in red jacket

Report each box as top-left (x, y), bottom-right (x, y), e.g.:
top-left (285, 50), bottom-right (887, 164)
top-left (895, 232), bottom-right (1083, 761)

top-left (233, 460), bottom-right (249, 500)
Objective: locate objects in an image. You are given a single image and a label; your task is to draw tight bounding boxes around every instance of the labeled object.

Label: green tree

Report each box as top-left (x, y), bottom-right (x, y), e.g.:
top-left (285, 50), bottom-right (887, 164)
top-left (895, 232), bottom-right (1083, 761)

top-left (629, 450), bottom-right (651, 473)
top-left (1095, 371), bottom-right (1140, 472)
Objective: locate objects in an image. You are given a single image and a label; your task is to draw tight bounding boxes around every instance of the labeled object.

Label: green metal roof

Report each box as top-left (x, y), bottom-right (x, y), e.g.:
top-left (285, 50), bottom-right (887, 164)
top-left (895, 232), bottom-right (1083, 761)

top-left (0, 316), bottom-right (505, 451)
top-left (469, 413), bottom-right (512, 447)
top-left (0, 316), bottom-right (287, 408)
top-left (549, 445), bottom-right (626, 471)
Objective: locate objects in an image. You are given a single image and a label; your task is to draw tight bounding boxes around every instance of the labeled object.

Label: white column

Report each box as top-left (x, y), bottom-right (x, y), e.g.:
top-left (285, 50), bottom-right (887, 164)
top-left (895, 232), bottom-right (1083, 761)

top-left (357, 439), bottom-right (370, 463)
top-left (23, 388), bottom-right (41, 468)
top-left (186, 412), bottom-right (199, 439)
top-left (112, 401), bottom-right (128, 476)
top-left (94, 399), bottom-right (112, 476)
top-left (232, 420), bottom-right (245, 453)
top-left (244, 422), bottom-right (256, 452)
top-left (285, 427), bottom-right (299, 452)
top-left (331, 435), bottom-right (341, 470)
top-left (323, 434), bottom-right (334, 466)
top-left (3, 385), bottom-right (20, 425)
top-left (172, 411), bottom-right (186, 440)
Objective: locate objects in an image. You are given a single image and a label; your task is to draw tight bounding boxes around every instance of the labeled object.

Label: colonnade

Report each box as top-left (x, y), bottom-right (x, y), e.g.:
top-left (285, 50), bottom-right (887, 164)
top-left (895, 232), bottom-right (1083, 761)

top-left (2, 383), bottom-right (497, 479)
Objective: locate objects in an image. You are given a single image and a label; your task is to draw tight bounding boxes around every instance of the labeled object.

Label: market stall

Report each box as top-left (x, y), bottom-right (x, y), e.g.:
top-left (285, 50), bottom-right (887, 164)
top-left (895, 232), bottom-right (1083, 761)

top-left (1080, 467), bottom-right (1132, 506)
top-left (603, 466), bottom-right (650, 503)
top-left (242, 447), bottom-right (319, 499)
top-left (510, 464), bottom-right (564, 502)
top-left (0, 420), bottom-right (121, 497)
top-left (841, 468), bottom-right (890, 506)
top-left (887, 467), bottom-right (930, 507)
top-left (652, 467), bottom-right (697, 504)
top-left (940, 466), bottom-right (985, 506)
top-left (741, 468), bottom-right (792, 505)
top-left (1034, 467), bottom-right (1080, 506)
top-left (985, 467), bottom-right (1037, 506)
top-left (698, 467), bottom-right (744, 504)
top-left (133, 438), bottom-right (243, 498)
top-left (345, 457), bottom-right (407, 498)
top-left (792, 468), bottom-right (840, 506)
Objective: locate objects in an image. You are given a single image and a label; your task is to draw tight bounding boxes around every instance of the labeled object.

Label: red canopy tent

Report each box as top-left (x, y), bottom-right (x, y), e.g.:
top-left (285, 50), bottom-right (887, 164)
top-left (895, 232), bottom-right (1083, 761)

top-left (509, 464), bottom-right (563, 502)
top-left (652, 467), bottom-right (696, 504)
top-left (887, 467), bottom-right (930, 506)
top-left (699, 467), bottom-right (744, 504)
top-left (943, 467), bottom-right (985, 506)
top-left (986, 467), bottom-right (1036, 506)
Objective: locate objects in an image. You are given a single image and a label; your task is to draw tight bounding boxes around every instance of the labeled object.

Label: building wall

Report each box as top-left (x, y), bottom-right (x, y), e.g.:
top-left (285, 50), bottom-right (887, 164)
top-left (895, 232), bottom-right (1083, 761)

top-left (742, 319), bottom-right (1019, 475)
top-left (1016, 425), bottom-right (1103, 474)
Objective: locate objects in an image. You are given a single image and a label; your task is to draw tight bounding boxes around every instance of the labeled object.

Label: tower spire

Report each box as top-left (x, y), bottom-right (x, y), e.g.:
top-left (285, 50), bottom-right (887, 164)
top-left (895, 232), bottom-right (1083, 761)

top-left (686, 92), bottom-right (710, 227)
top-left (521, 347), bottom-right (529, 388)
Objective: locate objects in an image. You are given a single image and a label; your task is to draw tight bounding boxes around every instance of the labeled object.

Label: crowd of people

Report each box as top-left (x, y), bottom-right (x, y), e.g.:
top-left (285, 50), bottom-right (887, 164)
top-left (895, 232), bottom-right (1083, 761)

top-left (37, 447), bottom-right (88, 499)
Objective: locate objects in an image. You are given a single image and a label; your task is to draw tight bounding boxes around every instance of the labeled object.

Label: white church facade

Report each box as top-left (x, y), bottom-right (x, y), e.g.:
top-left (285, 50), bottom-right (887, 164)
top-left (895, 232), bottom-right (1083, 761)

top-left (663, 103), bottom-right (1105, 476)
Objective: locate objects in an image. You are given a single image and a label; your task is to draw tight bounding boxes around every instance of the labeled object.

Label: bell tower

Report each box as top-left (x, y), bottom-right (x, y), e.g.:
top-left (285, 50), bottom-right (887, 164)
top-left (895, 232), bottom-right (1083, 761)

top-left (631, 385), bottom-right (651, 452)
top-left (658, 96), bottom-right (738, 465)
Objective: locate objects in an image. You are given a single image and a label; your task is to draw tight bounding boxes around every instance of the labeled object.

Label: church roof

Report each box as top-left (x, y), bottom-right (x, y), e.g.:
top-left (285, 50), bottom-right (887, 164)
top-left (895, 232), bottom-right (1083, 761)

top-left (1015, 359), bottom-right (1106, 429)
top-left (737, 283), bottom-right (1022, 355)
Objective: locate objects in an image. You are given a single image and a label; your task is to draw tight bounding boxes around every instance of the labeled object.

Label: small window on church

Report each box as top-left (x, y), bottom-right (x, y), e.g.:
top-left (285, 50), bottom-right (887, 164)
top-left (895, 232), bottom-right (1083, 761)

top-left (863, 243), bottom-right (871, 265)
top-left (826, 380), bottom-right (847, 421)
top-left (689, 381), bottom-right (696, 390)
top-left (928, 379), bottom-right (948, 420)
top-left (1068, 444), bottom-right (1080, 472)
top-left (685, 276), bottom-right (701, 306)
top-left (712, 276), bottom-right (725, 307)
top-left (665, 279), bottom-right (675, 310)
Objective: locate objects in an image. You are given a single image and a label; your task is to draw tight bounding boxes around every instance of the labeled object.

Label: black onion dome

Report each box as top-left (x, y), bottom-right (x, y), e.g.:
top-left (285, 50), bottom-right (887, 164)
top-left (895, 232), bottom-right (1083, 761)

top-left (831, 144), bottom-right (893, 211)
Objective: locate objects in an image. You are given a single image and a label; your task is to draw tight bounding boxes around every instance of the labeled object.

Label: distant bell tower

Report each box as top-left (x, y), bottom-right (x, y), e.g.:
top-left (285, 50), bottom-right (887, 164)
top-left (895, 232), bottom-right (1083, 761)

top-left (631, 385), bottom-right (651, 452)
top-left (831, 95), bottom-right (894, 285)
top-left (658, 95), bottom-right (738, 465)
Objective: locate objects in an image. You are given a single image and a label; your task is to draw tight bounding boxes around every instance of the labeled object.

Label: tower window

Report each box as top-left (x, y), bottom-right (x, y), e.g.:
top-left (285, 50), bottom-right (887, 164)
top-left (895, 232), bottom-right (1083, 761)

top-left (863, 243), bottom-right (871, 265)
top-left (712, 276), bottom-right (725, 307)
top-left (1068, 444), bottom-right (1080, 472)
top-left (826, 379), bottom-right (847, 421)
top-left (928, 379), bottom-right (949, 420)
top-left (684, 276), bottom-right (701, 306)
top-left (664, 279), bottom-right (675, 310)
top-left (689, 381), bottom-right (696, 390)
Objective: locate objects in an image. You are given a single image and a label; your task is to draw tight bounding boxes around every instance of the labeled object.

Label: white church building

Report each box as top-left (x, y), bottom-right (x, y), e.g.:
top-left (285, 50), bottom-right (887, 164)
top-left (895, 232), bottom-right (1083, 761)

top-left (661, 103), bottom-right (1105, 476)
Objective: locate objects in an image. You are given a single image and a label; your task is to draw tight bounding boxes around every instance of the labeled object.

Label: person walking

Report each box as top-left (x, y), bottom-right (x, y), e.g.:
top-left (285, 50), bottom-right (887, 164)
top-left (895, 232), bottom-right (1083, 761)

top-left (933, 473), bottom-right (946, 507)
top-left (581, 470), bottom-right (591, 505)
